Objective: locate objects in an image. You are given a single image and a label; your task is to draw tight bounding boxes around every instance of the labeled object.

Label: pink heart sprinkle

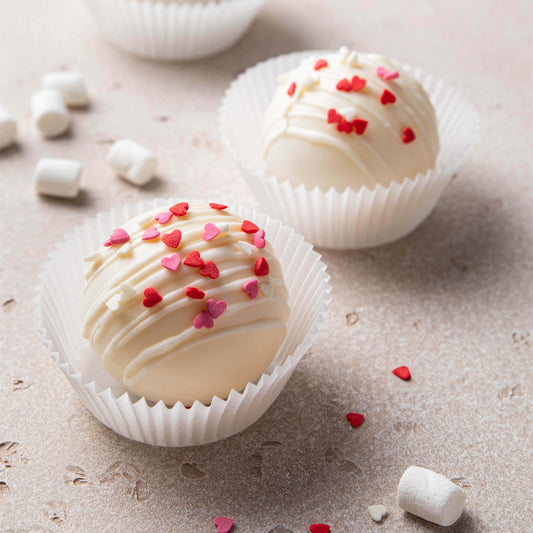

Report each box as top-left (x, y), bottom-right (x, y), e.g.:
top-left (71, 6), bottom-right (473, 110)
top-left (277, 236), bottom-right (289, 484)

top-left (242, 279), bottom-right (259, 299)
top-left (376, 66), bottom-right (399, 80)
top-left (103, 239), bottom-right (112, 247)
top-left (161, 253), bottom-right (181, 271)
top-left (252, 229), bottom-right (266, 249)
top-left (193, 310), bottom-right (214, 330)
top-left (206, 299), bottom-right (227, 319)
top-left (213, 517), bottom-right (234, 533)
top-left (202, 223), bottom-right (221, 241)
top-left (154, 211), bottom-right (173, 224)
top-left (142, 227), bottom-right (160, 240)
top-left (107, 228), bottom-right (130, 245)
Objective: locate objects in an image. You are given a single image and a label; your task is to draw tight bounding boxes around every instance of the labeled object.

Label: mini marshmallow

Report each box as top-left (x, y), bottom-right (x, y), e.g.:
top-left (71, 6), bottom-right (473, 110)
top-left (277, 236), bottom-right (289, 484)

top-left (31, 89), bottom-right (70, 138)
top-left (397, 466), bottom-right (466, 527)
top-left (0, 105), bottom-right (17, 150)
top-left (107, 139), bottom-right (157, 186)
top-left (42, 71), bottom-right (89, 107)
top-left (33, 158), bottom-right (83, 198)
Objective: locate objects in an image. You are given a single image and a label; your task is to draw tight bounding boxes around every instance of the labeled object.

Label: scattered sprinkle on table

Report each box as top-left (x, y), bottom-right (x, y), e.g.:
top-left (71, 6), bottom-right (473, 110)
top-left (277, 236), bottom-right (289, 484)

top-left (393, 366), bottom-right (411, 380)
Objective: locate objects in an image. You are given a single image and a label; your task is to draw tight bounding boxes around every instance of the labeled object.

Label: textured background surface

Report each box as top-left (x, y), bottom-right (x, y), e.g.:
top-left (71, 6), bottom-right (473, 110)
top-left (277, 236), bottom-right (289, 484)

top-left (0, 0), bottom-right (532, 531)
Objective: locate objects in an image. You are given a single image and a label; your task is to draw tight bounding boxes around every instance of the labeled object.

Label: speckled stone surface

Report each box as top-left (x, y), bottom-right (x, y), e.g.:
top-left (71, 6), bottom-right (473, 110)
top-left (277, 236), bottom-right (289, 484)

top-left (0, 0), bottom-right (531, 532)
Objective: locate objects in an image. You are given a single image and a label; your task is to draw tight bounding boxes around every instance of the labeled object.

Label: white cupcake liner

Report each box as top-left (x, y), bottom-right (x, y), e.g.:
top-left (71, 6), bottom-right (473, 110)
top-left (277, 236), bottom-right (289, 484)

top-left (219, 50), bottom-right (480, 249)
top-left (35, 199), bottom-right (330, 447)
top-left (82, 0), bottom-right (266, 61)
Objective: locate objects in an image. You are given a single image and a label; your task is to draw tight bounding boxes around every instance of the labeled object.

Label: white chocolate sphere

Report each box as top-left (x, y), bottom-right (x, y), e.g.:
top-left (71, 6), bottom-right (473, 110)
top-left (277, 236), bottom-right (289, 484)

top-left (262, 49), bottom-right (439, 192)
top-left (82, 203), bottom-right (290, 406)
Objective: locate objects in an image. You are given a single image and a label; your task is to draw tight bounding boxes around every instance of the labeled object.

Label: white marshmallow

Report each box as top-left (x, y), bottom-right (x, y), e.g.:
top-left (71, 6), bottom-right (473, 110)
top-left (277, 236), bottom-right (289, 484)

top-left (33, 158), bottom-right (83, 198)
top-left (0, 105), bottom-right (17, 150)
top-left (31, 89), bottom-right (70, 138)
top-left (107, 139), bottom-right (157, 186)
top-left (42, 71), bottom-right (89, 107)
top-left (397, 466), bottom-right (466, 527)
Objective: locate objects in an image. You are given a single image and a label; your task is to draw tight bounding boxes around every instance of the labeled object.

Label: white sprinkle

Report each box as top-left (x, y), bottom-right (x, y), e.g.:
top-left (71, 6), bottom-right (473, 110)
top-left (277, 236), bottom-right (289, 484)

top-left (301, 72), bottom-right (319, 88)
top-left (347, 50), bottom-right (359, 67)
top-left (31, 89), bottom-right (70, 138)
top-left (260, 281), bottom-right (274, 298)
top-left (218, 222), bottom-right (229, 234)
top-left (136, 213), bottom-right (154, 227)
top-left (107, 139), bottom-right (157, 186)
top-left (83, 252), bottom-right (102, 263)
top-left (340, 107), bottom-right (357, 122)
top-left (0, 105), bottom-right (17, 150)
top-left (339, 46), bottom-right (349, 62)
top-left (117, 242), bottom-right (132, 255)
top-left (42, 71), bottom-right (89, 107)
top-left (368, 504), bottom-right (387, 522)
top-left (106, 294), bottom-right (121, 312)
top-left (238, 241), bottom-right (254, 256)
top-left (33, 158), bottom-right (82, 198)
top-left (119, 283), bottom-right (136, 302)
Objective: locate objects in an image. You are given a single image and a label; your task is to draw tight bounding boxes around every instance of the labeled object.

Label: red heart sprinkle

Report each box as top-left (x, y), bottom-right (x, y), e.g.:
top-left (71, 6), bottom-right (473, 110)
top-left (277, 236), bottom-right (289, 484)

top-left (206, 298), bottom-right (227, 319)
top-left (337, 118), bottom-right (353, 134)
top-left (161, 229), bottom-right (182, 249)
top-left (327, 109), bottom-right (341, 124)
top-left (142, 287), bottom-right (162, 308)
top-left (213, 516), bottom-right (234, 533)
top-left (402, 127), bottom-right (415, 144)
top-left (346, 412), bottom-right (365, 427)
top-left (351, 75), bottom-right (366, 91)
top-left (184, 251), bottom-right (204, 267)
top-left (336, 78), bottom-right (352, 92)
top-left (186, 287), bottom-right (205, 299)
top-left (381, 89), bottom-right (396, 105)
top-left (393, 366), bottom-right (411, 380)
top-left (314, 59), bottom-right (328, 70)
top-left (241, 220), bottom-right (259, 234)
top-left (353, 119), bottom-right (368, 135)
top-left (254, 257), bottom-right (269, 277)
top-left (200, 260), bottom-right (219, 279)
top-left (309, 524), bottom-right (330, 533)
top-left (209, 203), bottom-right (227, 210)
top-left (287, 82), bottom-right (296, 96)
top-left (169, 202), bottom-right (189, 217)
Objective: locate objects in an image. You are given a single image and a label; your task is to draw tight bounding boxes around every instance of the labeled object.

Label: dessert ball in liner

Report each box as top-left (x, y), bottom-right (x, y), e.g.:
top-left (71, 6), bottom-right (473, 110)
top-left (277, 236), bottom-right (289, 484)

top-left (36, 200), bottom-right (330, 446)
top-left (219, 48), bottom-right (479, 249)
top-left (82, 0), bottom-right (266, 61)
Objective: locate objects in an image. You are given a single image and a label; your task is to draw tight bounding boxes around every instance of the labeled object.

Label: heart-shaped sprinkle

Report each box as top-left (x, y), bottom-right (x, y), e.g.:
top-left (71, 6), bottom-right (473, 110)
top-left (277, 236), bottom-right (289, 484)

top-left (260, 281), bottom-right (274, 298)
top-left (209, 203), bottom-right (227, 210)
top-left (402, 127), bottom-right (415, 144)
top-left (368, 504), bottom-right (388, 522)
top-left (193, 310), bottom-right (214, 330)
top-left (119, 283), bottom-right (136, 302)
top-left (202, 223), bottom-right (221, 241)
top-left (206, 298), bottom-right (227, 319)
top-left (351, 75), bottom-right (366, 91)
top-left (106, 294), bottom-right (120, 312)
top-left (200, 261), bottom-right (219, 279)
top-left (242, 279), bottom-right (259, 299)
top-left (213, 516), bottom-right (234, 533)
top-left (327, 108), bottom-right (342, 124)
top-left (340, 107), bottom-right (357, 122)
top-left (381, 89), bottom-right (396, 105)
top-left (117, 242), bottom-right (132, 255)
top-left (142, 227), bottom-right (160, 240)
top-left (186, 287), bottom-right (205, 299)
top-left (346, 412), bottom-right (365, 427)
top-left (103, 239), bottom-right (112, 247)
top-left (238, 240), bottom-right (254, 255)
top-left (161, 253), bottom-right (181, 271)
top-left (154, 211), bottom-right (173, 224)
top-left (253, 229), bottom-right (266, 249)
top-left (105, 228), bottom-right (130, 246)
top-left (314, 59), bottom-right (328, 70)
top-left (137, 213), bottom-right (154, 227)
top-left (376, 66), bottom-right (399, 80)
top-left (254, 257), bottom-right (269, 277)
top-left (218, 222), bottom-right (229, 234)
top-left (309, 524), bottom-right (330, 533)
top-left (393, 366), bottom-right (411, 380)
top-left (241, 220), bottom-right (259, 234)
top-left (184, 251), bottom-right (204, 267)
top-left (302, 72), bottom-right (319, 87)
top-left (353, 119), bottom-right (368, 135)
top-left (336, 78), bottom-right (352, 92)
top-left (337, 118), bottom-right (353, 134)
top-left (143, 287), bottom-right (162, 308)
top-left (161, 229), bottom-right (182, 249)
top-left (287, 82), bottom-right (296, 96)
top-left (169, 202), bottom-right (189, 217)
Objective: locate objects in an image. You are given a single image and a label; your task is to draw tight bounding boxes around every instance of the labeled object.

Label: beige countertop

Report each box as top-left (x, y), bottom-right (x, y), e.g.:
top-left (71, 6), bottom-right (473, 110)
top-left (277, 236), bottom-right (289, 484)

top-left (0, 0), bottom-right (531, 531)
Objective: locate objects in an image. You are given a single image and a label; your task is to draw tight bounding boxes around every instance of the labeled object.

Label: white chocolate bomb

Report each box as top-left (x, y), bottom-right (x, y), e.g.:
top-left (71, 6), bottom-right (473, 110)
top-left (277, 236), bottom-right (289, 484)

top-left (82, 203), bottom-right (290, 406)
top-left (262, 48), bottom-right (439, 192)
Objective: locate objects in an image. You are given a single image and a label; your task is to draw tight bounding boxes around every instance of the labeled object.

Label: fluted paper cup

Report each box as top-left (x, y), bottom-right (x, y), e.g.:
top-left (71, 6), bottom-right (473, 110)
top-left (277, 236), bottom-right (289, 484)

top-left (35, 199), bottom-right (330, 446)
top-left (219, 50), bottom-right (480, 249)
top-left (82, 0), bottom-right (266, 61)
